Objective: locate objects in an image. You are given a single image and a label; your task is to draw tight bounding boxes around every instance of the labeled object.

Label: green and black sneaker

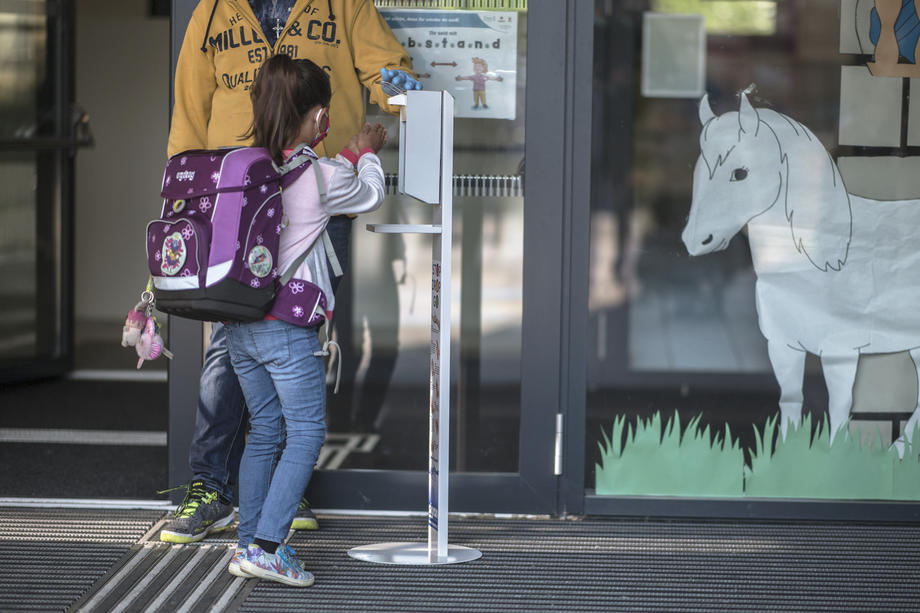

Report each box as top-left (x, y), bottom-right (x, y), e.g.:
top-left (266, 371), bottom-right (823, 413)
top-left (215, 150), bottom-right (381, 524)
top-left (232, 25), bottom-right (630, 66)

top-left (159, 480), bottom-right (235, 543)
top-left (290, 496), bottom-right (319, 530)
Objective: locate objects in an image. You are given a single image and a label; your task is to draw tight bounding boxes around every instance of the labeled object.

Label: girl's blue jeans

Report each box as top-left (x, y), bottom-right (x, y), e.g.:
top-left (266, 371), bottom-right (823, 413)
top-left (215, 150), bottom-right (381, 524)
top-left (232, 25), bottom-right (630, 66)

top-left (187, 216), bottom-right (351, 502)
top-left (224, 319), bottom-right (327, 547)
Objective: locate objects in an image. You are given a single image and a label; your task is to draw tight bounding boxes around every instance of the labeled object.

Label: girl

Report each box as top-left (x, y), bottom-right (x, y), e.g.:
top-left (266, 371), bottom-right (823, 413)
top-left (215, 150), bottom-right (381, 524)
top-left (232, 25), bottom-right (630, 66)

top-left (225, 54), bottom-right (387, 587)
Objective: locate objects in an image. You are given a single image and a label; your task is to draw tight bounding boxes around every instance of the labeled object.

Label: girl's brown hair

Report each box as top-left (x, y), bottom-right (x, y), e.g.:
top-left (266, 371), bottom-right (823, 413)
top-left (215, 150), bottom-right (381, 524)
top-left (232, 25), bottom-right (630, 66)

top-left (246, 54), bottom-right (332, 164)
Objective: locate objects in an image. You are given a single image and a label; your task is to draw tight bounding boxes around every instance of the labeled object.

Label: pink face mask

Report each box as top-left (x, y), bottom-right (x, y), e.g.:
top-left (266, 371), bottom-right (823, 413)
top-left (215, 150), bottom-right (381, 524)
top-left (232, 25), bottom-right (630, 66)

top-left (312, 107), bottom-right (330, 148)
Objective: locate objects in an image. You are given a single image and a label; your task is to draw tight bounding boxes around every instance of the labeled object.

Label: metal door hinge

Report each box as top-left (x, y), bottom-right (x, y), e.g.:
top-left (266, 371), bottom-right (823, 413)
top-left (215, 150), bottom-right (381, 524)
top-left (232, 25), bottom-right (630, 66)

top-left (554, 413), bottom-right (564, 476)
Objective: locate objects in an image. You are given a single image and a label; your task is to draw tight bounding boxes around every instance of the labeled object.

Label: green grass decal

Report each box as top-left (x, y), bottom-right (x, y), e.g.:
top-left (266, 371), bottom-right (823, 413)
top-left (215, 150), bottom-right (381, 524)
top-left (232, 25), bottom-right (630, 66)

top-left (745, 415), bottom-right (920, 500)
top-left (596, 412), bottom-right (920, 500)
top-left (595, 412), bottom-right (744, 497)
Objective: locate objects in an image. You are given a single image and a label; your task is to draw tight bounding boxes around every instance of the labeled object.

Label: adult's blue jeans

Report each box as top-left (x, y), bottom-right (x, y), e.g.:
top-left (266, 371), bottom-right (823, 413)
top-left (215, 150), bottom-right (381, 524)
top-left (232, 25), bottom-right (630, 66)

top-left (225, 319), bottom-right (327, 547)
top-left (186, 215), bottom-right (350, 502)
top-left (189, 323), bottom-right (247, 502)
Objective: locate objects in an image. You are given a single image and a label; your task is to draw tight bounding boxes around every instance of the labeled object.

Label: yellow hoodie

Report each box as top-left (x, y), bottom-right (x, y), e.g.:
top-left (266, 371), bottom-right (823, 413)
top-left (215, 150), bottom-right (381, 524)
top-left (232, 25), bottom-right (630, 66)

top-left (168, 0), bottom-right (413, 158)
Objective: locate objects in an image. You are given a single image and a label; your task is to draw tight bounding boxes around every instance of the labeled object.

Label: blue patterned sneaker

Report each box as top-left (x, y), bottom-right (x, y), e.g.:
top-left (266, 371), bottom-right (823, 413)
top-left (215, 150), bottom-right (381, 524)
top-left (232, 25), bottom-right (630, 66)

top-left (232, 543), bottom-right (302, 576)
top-left (239, 544), bottom-right (314, 587)
top-left (278, 544), bottom-right (305, 568)
top-left (227, 547), bottom-right (254, 578)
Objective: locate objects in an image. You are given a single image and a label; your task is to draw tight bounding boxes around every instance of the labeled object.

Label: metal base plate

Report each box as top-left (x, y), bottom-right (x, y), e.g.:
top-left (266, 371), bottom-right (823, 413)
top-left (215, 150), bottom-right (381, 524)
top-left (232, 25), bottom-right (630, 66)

top-left (348, 542), bottom-right (482, 565)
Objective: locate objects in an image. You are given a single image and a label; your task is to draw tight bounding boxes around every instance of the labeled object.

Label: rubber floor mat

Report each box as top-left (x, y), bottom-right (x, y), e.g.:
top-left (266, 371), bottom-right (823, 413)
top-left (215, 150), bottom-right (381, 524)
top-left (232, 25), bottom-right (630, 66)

top-left (0, 507), bottom-right (162, 612)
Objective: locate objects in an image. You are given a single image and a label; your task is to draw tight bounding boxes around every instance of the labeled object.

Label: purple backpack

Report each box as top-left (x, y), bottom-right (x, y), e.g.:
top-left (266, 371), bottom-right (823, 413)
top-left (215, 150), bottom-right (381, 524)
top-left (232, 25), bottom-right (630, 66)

top-left (146, 145), bottom-right (320, 322)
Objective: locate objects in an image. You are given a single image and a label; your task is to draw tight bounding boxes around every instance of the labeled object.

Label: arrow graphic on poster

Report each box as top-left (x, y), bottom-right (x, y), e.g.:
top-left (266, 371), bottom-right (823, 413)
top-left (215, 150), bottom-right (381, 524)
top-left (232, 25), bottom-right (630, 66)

top-left (431, 61), bottom-right (457, 67)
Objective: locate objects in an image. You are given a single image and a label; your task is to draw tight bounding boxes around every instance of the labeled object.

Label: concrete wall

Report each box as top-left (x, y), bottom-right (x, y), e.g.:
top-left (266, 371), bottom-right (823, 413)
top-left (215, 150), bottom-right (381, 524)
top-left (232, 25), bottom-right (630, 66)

top-left (75, 0), bottom-right (169, 323)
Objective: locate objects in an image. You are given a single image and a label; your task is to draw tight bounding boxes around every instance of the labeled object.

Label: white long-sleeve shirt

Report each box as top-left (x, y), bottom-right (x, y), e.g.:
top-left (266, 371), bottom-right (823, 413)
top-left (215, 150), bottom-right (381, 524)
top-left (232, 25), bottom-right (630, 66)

top-left (279, 147), bottom-right (385, 314)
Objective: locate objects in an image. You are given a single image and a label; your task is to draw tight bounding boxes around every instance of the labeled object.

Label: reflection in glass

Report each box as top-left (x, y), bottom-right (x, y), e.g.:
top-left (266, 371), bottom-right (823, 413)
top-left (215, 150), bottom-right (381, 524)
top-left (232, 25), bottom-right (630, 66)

top-left (0, 4), bottom-right (48, 139)
top-left (586, 1), bottom-right (843, 493)
top-left (0, 153), bottom-right (38, 359)
top-left (0, 2), bottom-right (60, 368)
top-left (325, 11), bottom-right (527, 473)
top-left (652, 0), bottom-right (777, 35)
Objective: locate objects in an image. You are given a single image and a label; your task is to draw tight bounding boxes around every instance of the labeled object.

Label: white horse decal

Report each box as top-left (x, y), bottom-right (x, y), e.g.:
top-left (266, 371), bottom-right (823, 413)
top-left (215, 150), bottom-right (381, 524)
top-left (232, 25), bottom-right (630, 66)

top-left (682, 92), bottom-right (920, 451)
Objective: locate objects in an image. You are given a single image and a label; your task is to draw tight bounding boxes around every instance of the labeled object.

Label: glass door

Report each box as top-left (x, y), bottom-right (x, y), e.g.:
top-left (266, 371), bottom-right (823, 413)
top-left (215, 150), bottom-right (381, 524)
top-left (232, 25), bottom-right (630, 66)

top-left (168, 0), bottom-right (567, 514)
top-left (0, 0), bottom-right (77, 383)
top-left (584, 0), bottom-right (920, 519)
top-left (303, 0), bottom-right (557, 514)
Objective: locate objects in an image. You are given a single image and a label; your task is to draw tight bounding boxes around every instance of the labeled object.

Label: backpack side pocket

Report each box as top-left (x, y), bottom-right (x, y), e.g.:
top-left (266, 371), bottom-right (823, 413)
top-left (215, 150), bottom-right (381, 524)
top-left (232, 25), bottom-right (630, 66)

top-left (239, 190), bottom-right (283, 290)
top-left (147, 216), bottom-right (211, 290)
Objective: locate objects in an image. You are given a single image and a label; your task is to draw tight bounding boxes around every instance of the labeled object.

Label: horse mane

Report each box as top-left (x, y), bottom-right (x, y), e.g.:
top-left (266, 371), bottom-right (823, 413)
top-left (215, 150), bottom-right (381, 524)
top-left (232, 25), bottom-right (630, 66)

top-left (747, 102), bottom-right (852, 272)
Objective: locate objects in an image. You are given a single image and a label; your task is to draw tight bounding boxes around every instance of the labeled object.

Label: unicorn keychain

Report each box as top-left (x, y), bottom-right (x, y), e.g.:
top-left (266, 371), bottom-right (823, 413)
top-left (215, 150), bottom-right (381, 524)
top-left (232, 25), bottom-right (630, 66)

top-left (121, 282), bottom-right (173, 368)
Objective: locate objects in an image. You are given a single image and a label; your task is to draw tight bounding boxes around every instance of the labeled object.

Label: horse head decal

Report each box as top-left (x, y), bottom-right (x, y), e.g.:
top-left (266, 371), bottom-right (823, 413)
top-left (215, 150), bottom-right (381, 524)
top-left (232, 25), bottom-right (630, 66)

top-left (683, 92), bottom-right (851, 272)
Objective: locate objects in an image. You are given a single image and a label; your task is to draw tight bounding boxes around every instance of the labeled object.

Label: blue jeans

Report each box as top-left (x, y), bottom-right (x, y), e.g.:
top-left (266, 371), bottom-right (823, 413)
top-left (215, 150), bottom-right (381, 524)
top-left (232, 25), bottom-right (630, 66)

top-left (187, 215), bottom-right (351, 502)
top-left (225, 319), bottom-right (327, 546)
top-left (189, 323), bottom-right (247, 502)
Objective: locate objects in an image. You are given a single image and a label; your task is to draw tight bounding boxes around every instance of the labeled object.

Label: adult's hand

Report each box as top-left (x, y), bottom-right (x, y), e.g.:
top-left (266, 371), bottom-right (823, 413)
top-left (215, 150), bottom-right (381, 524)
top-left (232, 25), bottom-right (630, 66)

top-left (381, 68), bottom-right (423, 91)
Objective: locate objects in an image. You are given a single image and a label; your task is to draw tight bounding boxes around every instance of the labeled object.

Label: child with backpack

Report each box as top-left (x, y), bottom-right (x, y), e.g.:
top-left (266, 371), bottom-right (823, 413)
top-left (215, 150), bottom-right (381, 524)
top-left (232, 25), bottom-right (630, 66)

top-left (224, 54), bottom-right (386, 587)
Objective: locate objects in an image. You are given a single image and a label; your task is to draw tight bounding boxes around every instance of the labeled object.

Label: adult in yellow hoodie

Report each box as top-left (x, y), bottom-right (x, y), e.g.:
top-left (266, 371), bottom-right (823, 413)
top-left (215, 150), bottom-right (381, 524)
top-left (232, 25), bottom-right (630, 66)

top-left (160, 0), bottom-right (417, 546)
top-left (168, 0), bottom-right (414, 156)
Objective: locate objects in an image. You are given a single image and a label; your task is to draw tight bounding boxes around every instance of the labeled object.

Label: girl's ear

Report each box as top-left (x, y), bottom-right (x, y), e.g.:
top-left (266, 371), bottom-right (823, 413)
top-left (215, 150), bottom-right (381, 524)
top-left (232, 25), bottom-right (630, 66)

top-left (316, 107), bottom-right (329, 129)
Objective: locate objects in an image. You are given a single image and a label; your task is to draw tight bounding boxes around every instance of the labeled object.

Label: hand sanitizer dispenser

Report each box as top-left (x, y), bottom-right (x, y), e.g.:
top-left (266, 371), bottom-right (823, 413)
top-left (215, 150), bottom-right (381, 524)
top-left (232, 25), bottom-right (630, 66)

top-left (395, 90), bottom-right (450, 205)
top-left (352, 90), bottom-right (479, 566)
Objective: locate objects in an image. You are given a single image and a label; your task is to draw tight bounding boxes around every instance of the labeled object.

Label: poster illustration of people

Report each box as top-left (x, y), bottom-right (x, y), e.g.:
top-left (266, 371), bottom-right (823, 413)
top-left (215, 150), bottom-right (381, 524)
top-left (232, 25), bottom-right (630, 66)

top-left (380, 10), bottom-right (518, 120)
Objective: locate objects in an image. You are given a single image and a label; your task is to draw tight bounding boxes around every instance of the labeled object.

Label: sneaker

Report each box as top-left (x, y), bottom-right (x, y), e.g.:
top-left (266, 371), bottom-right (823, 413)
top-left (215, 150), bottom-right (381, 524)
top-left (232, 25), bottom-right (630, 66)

top-left (277, 544), bottom-right (304, 567)
top-left (229, 543), bottom-right (305, 578)
top-left (159, 480), bottom-right (235, 543)
top-left (290, 496), bottom-right (319, 530)
top-left (228, 547), bottom-right (254, 578)
top-left (239, 544), bottom-right (314, 587)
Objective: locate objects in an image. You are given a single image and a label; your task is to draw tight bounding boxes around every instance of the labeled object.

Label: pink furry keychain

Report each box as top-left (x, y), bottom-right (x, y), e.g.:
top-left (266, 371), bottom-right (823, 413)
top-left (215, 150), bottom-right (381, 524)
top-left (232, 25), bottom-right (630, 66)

top-left (135, 315), bottom-right (173, 368)
top-left (121, 303), bottom-right (148, 348)
top-left (121, 285), bottom-right (173, 368)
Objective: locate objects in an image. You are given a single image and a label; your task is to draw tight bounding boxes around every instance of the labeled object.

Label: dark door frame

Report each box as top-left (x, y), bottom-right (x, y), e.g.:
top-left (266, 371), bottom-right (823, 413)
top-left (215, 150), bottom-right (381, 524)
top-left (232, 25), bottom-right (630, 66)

top-left (553, 0), bottom-right (594, 517)
top-left (166, 0), bottom-right (205, 503)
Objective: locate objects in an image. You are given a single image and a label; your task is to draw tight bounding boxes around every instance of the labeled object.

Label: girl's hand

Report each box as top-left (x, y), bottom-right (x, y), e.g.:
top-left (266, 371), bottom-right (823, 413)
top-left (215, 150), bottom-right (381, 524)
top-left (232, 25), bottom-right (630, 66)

top-left (347, 134), bottom-right (360, 155)
top-left (356, 123), bottom-right (387, 153)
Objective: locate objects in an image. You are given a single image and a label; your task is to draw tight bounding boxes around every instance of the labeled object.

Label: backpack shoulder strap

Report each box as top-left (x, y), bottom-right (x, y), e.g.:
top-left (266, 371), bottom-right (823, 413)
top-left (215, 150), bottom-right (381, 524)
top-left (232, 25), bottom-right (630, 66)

top-left (279, 147), bottom-right (314, 187)
top-left (322, 228), bottom-right (342, 277)
top-left (277, 158), bottom-right (341, 285)
top-left (279, 229), bottom-right (323, 286)
top-left (312, 157), bottom-right (327, 205)
top-left (309, 161), bottom-right (341, 276)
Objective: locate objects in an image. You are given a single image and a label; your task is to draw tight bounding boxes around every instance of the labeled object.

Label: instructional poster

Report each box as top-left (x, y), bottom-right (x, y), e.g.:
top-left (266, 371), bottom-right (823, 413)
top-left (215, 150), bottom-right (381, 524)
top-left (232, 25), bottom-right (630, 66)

top-left (381, 10), bottom-right (518, 119)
